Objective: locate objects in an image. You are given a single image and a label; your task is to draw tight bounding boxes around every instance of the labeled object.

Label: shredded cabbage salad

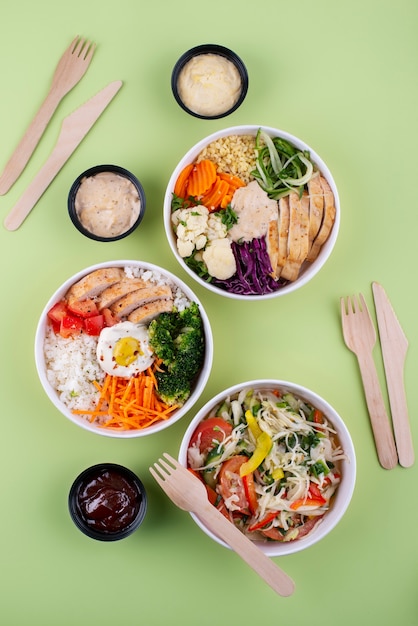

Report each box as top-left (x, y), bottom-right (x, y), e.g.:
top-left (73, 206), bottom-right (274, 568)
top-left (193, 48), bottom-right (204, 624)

top-left (187, 388), bottom-right (347, 543)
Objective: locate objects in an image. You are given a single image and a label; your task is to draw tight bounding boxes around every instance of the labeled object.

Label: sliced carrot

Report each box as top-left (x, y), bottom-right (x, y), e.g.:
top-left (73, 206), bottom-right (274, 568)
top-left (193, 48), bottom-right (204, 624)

top-left (220, 193), bottom-right (233, 209)
top-left (174, 163), bottom-right (194, 198)
top-left (201, 178), bottom-right (230, 211)
top-left (218, 172), bottom-right (246, 191)
top-left (187, 159), bottom-right (217, 197)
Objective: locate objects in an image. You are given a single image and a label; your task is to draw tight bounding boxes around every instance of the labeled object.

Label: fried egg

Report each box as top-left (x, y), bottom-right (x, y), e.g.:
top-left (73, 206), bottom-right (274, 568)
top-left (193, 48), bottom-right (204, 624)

top-left (96, 321), bottom-right (155, 377)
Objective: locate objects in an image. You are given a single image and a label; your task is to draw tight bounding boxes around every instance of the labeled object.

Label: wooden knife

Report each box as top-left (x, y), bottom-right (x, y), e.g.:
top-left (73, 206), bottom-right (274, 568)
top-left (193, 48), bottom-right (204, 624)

top-left (372, 282), bottom-right (414, 467)
top-left (3, 80), bottom-right (123, 231)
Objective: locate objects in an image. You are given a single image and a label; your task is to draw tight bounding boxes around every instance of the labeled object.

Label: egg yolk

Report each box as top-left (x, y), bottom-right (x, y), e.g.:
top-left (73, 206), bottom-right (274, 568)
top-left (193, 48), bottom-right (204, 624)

top-left (113, 336), bottom-right (143, 367)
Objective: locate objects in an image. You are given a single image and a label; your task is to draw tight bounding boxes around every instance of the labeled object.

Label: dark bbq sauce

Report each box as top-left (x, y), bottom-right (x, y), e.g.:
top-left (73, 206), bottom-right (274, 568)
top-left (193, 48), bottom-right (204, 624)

top-left (76, 469), bottom-right (140, 533)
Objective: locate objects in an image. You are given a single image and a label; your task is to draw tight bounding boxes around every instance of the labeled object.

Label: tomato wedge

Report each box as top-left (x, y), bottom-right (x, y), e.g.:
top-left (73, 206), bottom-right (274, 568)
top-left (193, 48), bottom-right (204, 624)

top-left (218, 455), bottom-right (253, 515)
top-left (102, 307), bottom-right (119, 327)
top-left (59, 314), bottom-right (84, 338)
top-left (47, 301), bottom-right (68, 324)
top-left (67, 298), bottom-right (99, 318)
top-left (259, 526), bottom-right (286, 541)
top-left (189, 417), bottom-right (233, 454)
top-left (84, 314), bottom-right (105, 336)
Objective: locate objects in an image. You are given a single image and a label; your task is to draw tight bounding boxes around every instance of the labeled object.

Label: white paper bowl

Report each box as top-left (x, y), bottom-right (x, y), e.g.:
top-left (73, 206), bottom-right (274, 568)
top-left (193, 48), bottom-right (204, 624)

top-left (164, 125), bottom-right (340, 300)
top-left (35, 260), bottom-right (213, 438)
top-left (178, 379), bottom-right (356, 556)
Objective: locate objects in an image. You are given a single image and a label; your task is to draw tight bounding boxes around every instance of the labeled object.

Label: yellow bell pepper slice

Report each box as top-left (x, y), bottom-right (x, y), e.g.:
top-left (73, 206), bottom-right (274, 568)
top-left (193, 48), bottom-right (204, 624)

top-left (272, 467), bottom-right (284, 480)
top-left (240, 431), bottom-right (272, 477)
top-left (245, 410), bottom-right (263, 439)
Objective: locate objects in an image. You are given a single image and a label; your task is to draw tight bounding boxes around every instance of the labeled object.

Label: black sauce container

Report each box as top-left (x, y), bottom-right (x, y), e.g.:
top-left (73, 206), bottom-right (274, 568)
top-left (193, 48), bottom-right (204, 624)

top-left (68, 463), bottom-right (147, 541)
top-left (171, 44), bottom-right (249, 120)
top-left (68, 164), bottom-right (146, 242)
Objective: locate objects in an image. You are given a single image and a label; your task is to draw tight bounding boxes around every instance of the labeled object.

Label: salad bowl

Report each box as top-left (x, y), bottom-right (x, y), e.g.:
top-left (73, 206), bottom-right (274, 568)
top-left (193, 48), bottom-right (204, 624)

top-left (178, 379), bottom-right (356, 556)
top-left (35, 260), bottom-right (213, 438)
top-left (164, 125), bottom-right (340, 300)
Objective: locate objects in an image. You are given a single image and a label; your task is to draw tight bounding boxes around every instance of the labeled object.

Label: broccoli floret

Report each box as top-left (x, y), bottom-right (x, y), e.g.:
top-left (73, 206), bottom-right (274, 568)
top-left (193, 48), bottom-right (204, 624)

top-left (148, 302), bottom-right (205, 406)
top-left (170, 302), bottom-right (204, 379)
top-left (148, 312), bottom-right (178, 365)
top-left (177, 301), bottom-right (202, 330)
top-left (155, 370), bottom-right (191, 406)
top-left (173, 327), bottom-right (204, 379)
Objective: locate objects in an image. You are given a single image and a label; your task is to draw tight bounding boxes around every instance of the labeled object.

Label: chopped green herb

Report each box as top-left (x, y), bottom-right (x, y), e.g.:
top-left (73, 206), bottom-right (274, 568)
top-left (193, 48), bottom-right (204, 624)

top-left (213, 204), bottom-right (238, 230)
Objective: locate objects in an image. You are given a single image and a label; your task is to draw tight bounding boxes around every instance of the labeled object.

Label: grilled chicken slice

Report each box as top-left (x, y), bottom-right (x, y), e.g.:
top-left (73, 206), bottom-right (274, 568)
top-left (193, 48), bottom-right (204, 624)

top-left (110, 285), bottom-right (173, 318)
top-left (307, 174), bottom-right (324, 251)
top-left (280, 192), bottom-right (310, 281)
top-left (307, 176), bottom-right (336, 262)
top-left (98, 278), bottom-right (147, 310)
top-left (66, 267), bottom-right (124, 303)
top-left (266, 218), bottom-right (280, 278)
top-left (128, 298), bottom-right (174, 324)
top-left (275, 195), bottom-right (290, 278)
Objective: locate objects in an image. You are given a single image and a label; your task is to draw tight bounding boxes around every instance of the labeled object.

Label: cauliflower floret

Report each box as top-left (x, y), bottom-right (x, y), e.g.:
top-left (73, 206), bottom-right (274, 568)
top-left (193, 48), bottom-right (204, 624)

top-left (206, 213), bottom-right (227, 241)
top-left (177, 239), bottom-right (195, 258)
top-left (171, 206), bottom-right (209, 258)
top-left (202, 238), bottom-right (236, 280)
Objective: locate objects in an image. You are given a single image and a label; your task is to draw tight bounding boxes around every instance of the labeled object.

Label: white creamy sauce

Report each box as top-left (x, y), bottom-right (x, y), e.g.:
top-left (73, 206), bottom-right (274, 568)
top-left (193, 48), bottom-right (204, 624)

top-left (177, 53), bottom-right (242, 117)
top-left (75, 172), bottom-right (141, 238)
top-left (228, 181), bottom-right (279, 242)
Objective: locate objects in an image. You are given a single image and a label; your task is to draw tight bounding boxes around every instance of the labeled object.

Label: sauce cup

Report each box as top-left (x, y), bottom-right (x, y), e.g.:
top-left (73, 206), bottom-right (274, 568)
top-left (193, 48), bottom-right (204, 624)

top-left (68, 164), bottom-right (146, 242)
top-left (68, 463), bottom-right (148, 541)
top-left (171, 44), bottom-right (248, 120)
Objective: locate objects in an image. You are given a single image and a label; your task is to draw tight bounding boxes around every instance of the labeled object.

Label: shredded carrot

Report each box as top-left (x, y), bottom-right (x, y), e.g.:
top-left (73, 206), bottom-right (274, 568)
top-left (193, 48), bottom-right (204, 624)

top-left (72, 358), bottom-right (180, 431)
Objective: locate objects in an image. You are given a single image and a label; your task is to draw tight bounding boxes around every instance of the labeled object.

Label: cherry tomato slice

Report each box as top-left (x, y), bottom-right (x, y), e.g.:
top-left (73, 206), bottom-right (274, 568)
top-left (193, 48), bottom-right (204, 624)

top-left (189, 417), bottom-right (233, 454)
top-left (218, 455), bottom-right (252, 515)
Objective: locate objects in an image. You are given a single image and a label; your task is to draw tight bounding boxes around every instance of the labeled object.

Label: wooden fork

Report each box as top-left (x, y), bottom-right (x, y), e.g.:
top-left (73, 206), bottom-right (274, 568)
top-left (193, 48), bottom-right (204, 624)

top-left (0, 36), bottom-right (95, 195)
top-left (150, 453), bottom-right (295, 597)
top-left (341, 294), bottom-right (398, 469)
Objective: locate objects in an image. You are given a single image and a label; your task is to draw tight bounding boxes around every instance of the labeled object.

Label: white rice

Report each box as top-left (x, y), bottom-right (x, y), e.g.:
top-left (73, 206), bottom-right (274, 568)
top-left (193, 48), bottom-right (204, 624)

top-left (44, 329), bottom-right (105, 411)
top-left (44, 265), bottom-right (191, 414)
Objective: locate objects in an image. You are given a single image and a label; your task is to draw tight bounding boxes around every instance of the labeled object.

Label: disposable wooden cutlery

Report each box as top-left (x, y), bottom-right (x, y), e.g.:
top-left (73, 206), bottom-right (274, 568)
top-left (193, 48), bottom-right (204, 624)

top-left (4, 80), bottom-right (122, 231)
top-left (341, 294), bottom-right (398, 470)
top-left (0, 36), bottom-right (95, 195)
top-left (372, 282), bottom-right (414, 467)
top-left (150, 453), bottom-right (295, 597)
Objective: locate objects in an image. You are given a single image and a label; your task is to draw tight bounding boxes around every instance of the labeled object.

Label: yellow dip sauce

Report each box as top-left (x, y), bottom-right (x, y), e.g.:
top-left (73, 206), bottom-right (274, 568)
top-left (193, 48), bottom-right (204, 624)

top-left (177, 53), bottom-right (242, 117)
top-left (75, 172), bottom-right (141, 238)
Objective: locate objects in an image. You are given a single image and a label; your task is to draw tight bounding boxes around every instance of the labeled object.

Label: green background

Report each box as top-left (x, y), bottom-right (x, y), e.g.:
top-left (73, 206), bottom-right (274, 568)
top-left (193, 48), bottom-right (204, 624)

top-left (1, 1), bottom-right (417, 624)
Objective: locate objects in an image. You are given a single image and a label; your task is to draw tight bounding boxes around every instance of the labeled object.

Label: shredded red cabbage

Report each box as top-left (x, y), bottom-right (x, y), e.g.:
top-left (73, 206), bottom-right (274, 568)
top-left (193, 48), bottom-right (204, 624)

top-left (211, 237), bottom-right (288, 295)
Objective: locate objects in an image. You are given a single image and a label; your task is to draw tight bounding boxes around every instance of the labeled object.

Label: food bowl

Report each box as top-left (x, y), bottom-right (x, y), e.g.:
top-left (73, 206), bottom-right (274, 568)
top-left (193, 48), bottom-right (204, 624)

top-left (35, 260), bottom-right (213, 438)
top-left (68, 463), bottom-right (147, 541)
top-left (164, 125), bottom-right (340, 300)
top-left (68, 164), bottom-right (146, 241)
top-left (171, 44), bottom-right (248, 120)
top-left (178, 379), bottom-right (356, 556)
